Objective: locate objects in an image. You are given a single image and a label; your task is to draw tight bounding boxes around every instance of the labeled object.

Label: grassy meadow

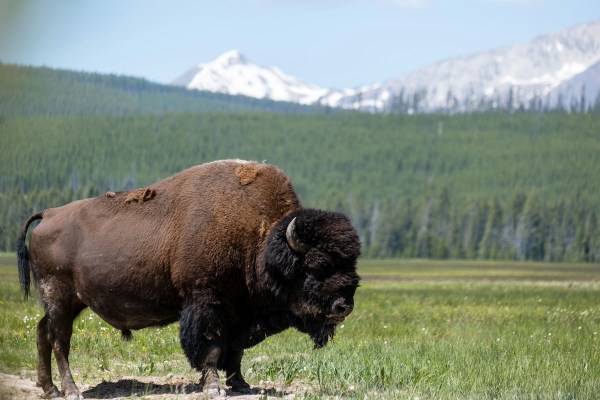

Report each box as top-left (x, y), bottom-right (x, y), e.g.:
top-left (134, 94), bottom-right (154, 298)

top-left (1, 253), bottom-right (599, 399)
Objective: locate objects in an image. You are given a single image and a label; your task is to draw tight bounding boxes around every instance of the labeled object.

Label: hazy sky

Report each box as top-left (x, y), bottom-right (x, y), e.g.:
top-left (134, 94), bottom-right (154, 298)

top-left (1, 0), bottom-right (599, 88)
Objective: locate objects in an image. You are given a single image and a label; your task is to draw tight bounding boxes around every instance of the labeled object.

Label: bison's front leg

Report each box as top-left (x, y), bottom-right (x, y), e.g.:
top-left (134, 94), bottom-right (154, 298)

top-left (179, 301), bottom-right (227, 397)
top-left (222, 314), bottom-right (293, 394)
top-left (223, 348), bottom-right (254, 394)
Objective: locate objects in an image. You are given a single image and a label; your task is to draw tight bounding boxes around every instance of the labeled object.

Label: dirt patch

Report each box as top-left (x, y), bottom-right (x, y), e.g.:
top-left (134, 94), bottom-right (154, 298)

top-left (0, 373), bottom-right (41, 400)
top-left (0, 373), bottom-right (305, 399)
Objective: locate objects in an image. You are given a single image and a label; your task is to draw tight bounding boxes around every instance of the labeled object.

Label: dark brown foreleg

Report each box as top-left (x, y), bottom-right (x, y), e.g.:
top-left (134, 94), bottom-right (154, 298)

top-left (222, 314), bottom-right (292, 393)
top-left (224, 348), bottom-right (254, 394)
top-left (179, 301), bottom-right (227, 397)
top-left (200, 344), bottom-right (225, 397)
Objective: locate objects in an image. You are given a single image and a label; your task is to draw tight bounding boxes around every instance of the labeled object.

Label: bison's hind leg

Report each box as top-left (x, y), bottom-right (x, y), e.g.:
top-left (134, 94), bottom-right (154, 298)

top-left (36, 315), bottom-right (61, 398)
top-left (37, 279), bottom-right (87, 400)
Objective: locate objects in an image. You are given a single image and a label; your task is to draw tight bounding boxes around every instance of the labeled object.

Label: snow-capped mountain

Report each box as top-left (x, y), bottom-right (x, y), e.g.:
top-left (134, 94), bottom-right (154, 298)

top-left (546, 59), bottom-right (600, 110)
top-left (328, 19), bottom-right (600, 112)
top-left (172, 50), bottom-right (328, 105)
top-left (174, 20), bottom-right (600, 113)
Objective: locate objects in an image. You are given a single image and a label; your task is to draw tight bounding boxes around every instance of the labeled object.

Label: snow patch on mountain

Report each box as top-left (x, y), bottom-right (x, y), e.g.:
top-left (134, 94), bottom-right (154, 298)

top-left (173, 50), bottom-right (327, 105)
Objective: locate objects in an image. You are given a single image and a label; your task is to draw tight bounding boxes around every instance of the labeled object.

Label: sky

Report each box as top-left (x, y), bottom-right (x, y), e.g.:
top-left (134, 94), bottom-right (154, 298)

top-left (1, 0), bottom-right (599, 89)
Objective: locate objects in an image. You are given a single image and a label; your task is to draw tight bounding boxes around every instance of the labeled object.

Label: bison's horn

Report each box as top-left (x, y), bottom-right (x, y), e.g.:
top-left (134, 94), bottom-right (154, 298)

top-left (286, 217), bottom-right (309, 253)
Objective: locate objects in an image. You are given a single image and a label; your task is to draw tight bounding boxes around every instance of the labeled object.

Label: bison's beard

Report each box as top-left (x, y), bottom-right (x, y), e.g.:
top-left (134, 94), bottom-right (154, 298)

top-left (310, 323), bottom-right (336, 349)
top-left (292, 315), bottom-right (338, 349)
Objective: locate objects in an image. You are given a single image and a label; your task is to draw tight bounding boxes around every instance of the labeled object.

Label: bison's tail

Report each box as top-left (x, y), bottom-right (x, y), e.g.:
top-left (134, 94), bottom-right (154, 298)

top-left (16, 211), bottom-right (43, 300)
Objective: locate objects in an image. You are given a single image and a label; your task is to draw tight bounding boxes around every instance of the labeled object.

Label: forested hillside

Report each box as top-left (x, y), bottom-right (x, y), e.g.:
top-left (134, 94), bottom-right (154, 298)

top-left (2, 106), bottom-right (599, 261)
top-left (2, 64), bottom-right (599, 261)
top-left (0, 63), bottom-right (329, 116)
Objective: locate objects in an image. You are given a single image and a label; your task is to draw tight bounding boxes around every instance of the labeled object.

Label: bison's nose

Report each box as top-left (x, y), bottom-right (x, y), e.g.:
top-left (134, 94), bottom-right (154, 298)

top-left (331, 298), bottom-right (353, 317)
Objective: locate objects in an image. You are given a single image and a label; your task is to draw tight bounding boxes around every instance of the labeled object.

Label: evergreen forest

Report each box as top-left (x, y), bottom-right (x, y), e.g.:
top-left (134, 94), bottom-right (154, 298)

top-left (1, 63), bottom-right (599, 262)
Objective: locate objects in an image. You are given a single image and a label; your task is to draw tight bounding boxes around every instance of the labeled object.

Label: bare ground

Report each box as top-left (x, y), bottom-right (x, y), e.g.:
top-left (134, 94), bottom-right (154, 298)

top-left (0, 373), bottom-right (306, 400)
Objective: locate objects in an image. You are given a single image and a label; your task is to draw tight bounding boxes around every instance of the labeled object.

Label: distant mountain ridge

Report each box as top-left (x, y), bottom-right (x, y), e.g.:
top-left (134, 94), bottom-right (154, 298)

top-left (174, 20), bottom-right (600, 113)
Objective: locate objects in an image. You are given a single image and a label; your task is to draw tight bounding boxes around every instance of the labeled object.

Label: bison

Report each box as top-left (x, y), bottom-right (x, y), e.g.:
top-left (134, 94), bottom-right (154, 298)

top-left (16, 160), bottom-right (361, 399)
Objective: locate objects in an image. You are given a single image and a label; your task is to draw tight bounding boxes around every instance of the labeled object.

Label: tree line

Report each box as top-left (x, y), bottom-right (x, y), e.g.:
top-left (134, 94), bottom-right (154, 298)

top-left (355, 189), bottom-right (598, 262)
top-left (2, 184), bottom-right (597, 262)
top-left (2, 110), bottom-right (599, 262)
top-left (387, 84), bottom-right (600, 114)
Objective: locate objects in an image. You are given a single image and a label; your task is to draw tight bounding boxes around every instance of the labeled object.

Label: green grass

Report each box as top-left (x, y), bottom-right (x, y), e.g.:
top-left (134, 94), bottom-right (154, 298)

top-left (1, 253), bottom-right (599, 399)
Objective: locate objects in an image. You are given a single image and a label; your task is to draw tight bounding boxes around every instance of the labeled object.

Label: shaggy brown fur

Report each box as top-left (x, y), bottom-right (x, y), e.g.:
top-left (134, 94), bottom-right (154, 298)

top-left (16, 160), bottom-right (360, 399)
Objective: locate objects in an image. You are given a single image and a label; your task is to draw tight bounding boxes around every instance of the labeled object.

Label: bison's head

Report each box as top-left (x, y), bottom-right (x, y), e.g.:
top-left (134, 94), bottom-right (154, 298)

top-left (263, 209), bottom-right (361, 348)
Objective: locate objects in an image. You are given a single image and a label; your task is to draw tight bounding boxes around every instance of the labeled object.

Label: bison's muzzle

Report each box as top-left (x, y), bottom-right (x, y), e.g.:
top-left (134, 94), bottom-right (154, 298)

top-left (328, 298), bottom-right (354, 324)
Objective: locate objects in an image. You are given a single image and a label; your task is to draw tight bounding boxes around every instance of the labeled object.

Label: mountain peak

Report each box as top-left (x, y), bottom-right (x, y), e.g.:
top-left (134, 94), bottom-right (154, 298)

top-left (211, 49), bottom-right (248, 67)
top-left (174, 50), bottom-right (327, 105)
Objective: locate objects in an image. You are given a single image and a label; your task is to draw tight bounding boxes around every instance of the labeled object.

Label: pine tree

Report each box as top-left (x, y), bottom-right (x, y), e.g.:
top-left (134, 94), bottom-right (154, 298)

top-left (479, 198), bottom-right (503, 259)
top-left (518, 192), bottom-right (546, 260)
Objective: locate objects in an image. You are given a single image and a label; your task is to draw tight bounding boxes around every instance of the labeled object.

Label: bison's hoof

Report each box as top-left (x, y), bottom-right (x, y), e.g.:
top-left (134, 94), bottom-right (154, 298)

top-left (42, 386), bottom-right (62, 399)
top-left (205, 386), bottom-right (227, 397)
top-left (227, 379), bottom-right (255, 394)
top-left (63, 390), bottom-right (84, 400)
top-left (235, 386), bottom-right (256, 394)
